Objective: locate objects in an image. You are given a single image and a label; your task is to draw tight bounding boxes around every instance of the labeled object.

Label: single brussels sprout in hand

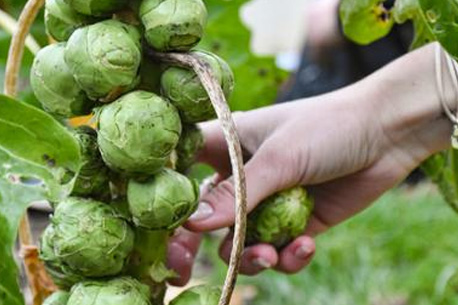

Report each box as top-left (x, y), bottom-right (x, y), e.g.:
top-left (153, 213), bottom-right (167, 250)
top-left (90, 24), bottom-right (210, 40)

top-left (30, 43), bottom-right (93, 118)
top-left (170, 285), bottom-right (221, 305)
top-left (50, 197), bottom-right (134, 277)
top-left (140, 0), bottom-right (207, 52)
top-left (65, 20), bottom-right (142, 102)
top-left (42, 291), bottom-right (70, 305)
top-left (246, 186), bottom-right (314, 249)
top-left (97, 90), bottom-right (182, 176)
top-left (175, 124), bottom-right (204, 174)
top-left (63, 0), bottom-right (129, 16)
top-left (161, 50), bottom-right (234, 123)
top-left (45, 0), bottom-right (94, 41)
top-left (127, 168), bottom-right (199, 230)
top-left (40, 225), bottom-right (86, 289)
top-left (67, 277), bottom-right (151, 305)
top-left (71, 126), bottom-right (110, 199)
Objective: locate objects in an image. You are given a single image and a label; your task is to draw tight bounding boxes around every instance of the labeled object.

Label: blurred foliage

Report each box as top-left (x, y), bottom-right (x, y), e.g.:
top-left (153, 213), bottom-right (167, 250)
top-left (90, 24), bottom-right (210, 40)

top-left (201, 0), bottom-right (287, 111)
top-left (201, 186), bottom-right (458, 305)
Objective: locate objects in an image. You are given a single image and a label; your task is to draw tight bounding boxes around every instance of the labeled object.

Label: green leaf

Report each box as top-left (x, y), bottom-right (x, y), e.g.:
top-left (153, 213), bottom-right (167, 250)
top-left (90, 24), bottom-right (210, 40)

top-left (339, 0), bottom-right (394, 45)
top-left (393, 0), bottom-right (419, 23)
top-left (0, 94), bottom-right (81, 305)
top-left (422, 150), bottom-right (458, 214)
top-left (392, 0), bottom-right (435, 49)
top-left (201, 0), bottom-right (287, 110)
top-left (418, 0), bottom-right (458, 59)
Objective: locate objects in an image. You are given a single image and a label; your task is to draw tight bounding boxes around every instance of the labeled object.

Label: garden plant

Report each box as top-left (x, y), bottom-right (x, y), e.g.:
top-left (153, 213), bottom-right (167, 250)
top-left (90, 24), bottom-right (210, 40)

top-left (0, 0), bottom-right (458, 305)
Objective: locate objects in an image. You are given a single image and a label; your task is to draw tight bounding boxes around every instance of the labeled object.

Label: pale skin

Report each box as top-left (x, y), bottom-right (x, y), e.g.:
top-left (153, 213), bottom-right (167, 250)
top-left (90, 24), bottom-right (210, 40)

top-left (166, 43), bottom-right (456, 285)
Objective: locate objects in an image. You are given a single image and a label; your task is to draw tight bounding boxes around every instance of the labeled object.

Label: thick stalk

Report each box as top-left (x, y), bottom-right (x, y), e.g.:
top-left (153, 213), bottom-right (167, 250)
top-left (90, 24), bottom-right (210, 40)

top-left (128, 228), bottom-right (174, 304)
top-left (148, 49), bottom-right (247, 305)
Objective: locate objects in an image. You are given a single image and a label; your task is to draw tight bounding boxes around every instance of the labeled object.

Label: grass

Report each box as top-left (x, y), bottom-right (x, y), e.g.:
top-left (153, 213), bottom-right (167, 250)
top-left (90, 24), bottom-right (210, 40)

top-left (196, 185), bottom-right (458, 305)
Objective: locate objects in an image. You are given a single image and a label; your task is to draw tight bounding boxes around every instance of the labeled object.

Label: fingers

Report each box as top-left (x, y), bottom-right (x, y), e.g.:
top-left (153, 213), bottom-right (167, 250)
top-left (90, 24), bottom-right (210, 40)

top-left (186, 140), bottom-right (296, 232)
top-left (167, 228), bottom-right (202, 286)
top-left (219, 233), bottom-right (279, 276)
top-left (219, 233), bottom-right (316, 275)
top-left (275, 235), bottom-right (315, 273)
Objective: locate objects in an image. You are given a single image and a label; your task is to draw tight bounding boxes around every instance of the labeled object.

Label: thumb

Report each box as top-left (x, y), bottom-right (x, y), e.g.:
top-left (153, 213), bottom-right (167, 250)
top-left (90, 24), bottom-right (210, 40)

top-left (186, 141), bottom-right (298, 232)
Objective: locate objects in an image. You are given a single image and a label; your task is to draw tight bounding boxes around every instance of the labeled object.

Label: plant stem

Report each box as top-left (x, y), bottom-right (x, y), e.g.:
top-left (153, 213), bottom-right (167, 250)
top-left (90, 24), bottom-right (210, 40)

top-left (128, 228), bottom-right (173, 304)
top-left (147, 49), bottom-right (247, 305)
top-left (4, 0), bottom-right (44, 97)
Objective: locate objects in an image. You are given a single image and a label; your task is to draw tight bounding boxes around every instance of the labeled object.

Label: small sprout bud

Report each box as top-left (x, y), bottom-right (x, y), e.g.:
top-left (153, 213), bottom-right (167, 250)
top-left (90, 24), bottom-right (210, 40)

top-left (67, 277), bottom-right (151, 305)
top-left (175, 124), bottom-right (204, 174)
top-left (140, 0), bottom-right (207, 51)
top-left (127, 168), bottom-right (199, 230)
top-left (31, 43), bottom-right (93, 118)
top-left (39, 225), bottom-right (86, 289)
top-left (45, 0), bottom-right (94, 41)
top-left (71, 126), bottom-right (110, 199)
top-left (63, 0), bottom-right (129, 16)
top-left (50, 197), bottom-right (134, 277)
top-left (42, 291), bottom-right (70, 305)
top-left (161, 50), bottom-right (234, 123)
top-left (97, 90), bottom-right (182, 176)
top-left (65, 20), bottom-right (142, 102)
top-left (246, 186), bottom-right (314, 249)
top-left (170, 285), bottom-right (221, 305)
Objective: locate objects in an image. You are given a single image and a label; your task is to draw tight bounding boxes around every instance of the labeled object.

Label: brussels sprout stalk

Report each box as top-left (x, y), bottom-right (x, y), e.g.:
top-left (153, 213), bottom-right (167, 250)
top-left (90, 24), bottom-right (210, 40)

top-left (128, 228), bottom-right (175, 304)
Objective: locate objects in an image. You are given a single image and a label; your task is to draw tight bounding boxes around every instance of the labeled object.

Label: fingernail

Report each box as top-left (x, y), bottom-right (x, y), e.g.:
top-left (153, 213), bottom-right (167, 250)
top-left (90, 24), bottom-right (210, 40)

top-left (200, 178), bottom-right (213, 193)
top-left (251, 257), bottom-right (272, 269)
top-left (294, 245), bottom-right (313, 260)
top-left (188, 202), bottom-right (214, 222)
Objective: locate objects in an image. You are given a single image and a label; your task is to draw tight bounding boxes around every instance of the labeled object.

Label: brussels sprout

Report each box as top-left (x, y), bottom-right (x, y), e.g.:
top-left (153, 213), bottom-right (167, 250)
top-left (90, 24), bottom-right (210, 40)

top-left (63, 0), bottom-right (129, 16)
top-left (45, 0), bottom-right (94, 41)
top-left (97, 90), bottom-right (182, 176)
top-left (246, 186), bottom-right (314, 249)
top-left (51, 197), bottom-right (134, 277)
top-left (40, 225), bottom-right (86, 289)
top-left (65, 20), bottom-right (142, 101)
top-left (161, 50), bottom-right (234, 123)
top-left (170, 285), bottom-right (221, 305)
top-left (140, 0), bottom-right (207, 51)
top-left (30, 43), bottom-right (93, 118)
top-left (67, 277), bottom-right (151, 305)
top-left (176, 124), bottom-right (204, 174)
top-left (71, 126), bottom-right (110, 198)
top-left (127, 168), bottom-right (199, 230)
top-left (42, 291), bottom-right (70, 305)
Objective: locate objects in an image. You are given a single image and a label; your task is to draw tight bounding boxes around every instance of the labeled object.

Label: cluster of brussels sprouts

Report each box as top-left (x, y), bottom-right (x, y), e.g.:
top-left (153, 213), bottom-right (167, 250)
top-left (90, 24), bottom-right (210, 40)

top-left (35, 0), bottom-right (231, 304)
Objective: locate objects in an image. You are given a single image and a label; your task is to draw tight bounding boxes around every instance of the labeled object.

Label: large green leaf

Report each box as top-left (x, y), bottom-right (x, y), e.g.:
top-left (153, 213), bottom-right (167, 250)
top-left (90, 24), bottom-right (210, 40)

top-left (0, 94), bottom-right (81, 305)
top-left (201, 0), bottom-right (287, 110)
top-left (340, 0), bottom-right (394, 45)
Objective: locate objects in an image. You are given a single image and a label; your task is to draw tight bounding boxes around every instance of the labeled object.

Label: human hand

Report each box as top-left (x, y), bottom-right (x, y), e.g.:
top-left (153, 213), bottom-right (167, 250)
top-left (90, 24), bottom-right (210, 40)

top-left (166, 43), bottom-right (454, 285)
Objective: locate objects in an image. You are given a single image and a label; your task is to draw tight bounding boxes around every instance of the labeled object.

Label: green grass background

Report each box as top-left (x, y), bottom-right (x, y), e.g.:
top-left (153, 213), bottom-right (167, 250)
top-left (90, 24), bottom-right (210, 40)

top-left (197, 186), bottom-right (458, 305)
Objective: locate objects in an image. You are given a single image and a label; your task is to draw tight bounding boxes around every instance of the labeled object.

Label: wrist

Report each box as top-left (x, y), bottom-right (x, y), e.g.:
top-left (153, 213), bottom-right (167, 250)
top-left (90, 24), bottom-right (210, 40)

top-left (364, 43), bottom-right (454, 165)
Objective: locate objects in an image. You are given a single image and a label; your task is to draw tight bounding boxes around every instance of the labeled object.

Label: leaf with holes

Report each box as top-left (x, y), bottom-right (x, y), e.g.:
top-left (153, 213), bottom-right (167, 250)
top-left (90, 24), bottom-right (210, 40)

top-left (340, 0), bottom-right (395, 45)
top-left (0, 94), bottom-right (81, 305)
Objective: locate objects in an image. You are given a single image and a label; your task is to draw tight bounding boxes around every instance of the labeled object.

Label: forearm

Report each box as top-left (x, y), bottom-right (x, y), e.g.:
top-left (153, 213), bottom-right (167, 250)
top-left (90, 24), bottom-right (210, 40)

top-left (362, 43), bottom-right (454, 165)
